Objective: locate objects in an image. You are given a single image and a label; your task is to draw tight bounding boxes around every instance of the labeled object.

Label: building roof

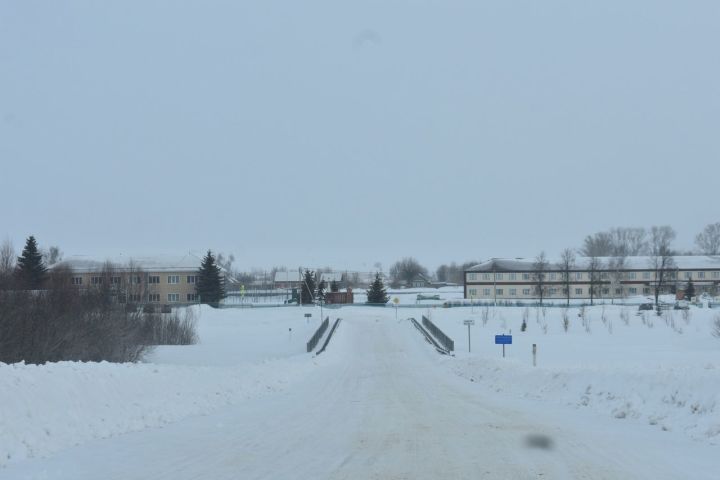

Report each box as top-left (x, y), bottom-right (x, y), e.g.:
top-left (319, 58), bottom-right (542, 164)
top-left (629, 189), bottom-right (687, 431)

top-left (56, 254), bottom-right (204, 273)
top-left (274, 270), bottom-right (302, 283)
top-left (467, 256), bottom-right (720, 272)
top-left (320, 272), bottom-right (344, 283)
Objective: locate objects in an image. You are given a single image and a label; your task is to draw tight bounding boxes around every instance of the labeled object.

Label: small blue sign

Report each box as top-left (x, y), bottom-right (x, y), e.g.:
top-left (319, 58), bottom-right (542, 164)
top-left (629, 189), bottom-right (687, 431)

top-left (495, 335), bottom-right (512, 345)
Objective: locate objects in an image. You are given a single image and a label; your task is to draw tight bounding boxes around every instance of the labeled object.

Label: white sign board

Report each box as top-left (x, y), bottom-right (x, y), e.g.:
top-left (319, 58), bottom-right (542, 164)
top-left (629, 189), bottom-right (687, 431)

top-left (463, 319), bottom-right (475, 326)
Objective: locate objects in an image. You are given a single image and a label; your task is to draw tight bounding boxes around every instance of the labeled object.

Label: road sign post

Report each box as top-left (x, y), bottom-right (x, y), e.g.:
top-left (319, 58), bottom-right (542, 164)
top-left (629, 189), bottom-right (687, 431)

top-left (304, 313), bottom-right (312, 324)
top-left (533, 343), bottom-right (537, 366)
top-left (393, 297), bottom-right (400, 321)
top-left (495, 334), bottom-right (512, 358)
top-left (463, 319), bottom-right (475, 352)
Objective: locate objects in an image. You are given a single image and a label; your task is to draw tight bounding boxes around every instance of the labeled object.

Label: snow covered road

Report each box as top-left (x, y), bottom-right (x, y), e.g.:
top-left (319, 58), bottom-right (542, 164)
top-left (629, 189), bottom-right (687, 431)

top-left (4, 313), bottom-right (717, 479)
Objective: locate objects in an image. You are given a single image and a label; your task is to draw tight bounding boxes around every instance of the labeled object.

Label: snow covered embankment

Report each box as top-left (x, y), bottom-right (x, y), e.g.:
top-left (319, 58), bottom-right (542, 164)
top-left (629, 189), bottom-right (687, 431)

top-left (0, 358), bottom-right (315, 467)
top-left (445, 356), bottom-right (720, 442)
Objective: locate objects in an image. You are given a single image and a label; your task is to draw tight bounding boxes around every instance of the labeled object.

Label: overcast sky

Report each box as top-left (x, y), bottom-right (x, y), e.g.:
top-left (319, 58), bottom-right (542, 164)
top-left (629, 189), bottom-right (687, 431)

top-left (1, 1), bottom-right (718, 272)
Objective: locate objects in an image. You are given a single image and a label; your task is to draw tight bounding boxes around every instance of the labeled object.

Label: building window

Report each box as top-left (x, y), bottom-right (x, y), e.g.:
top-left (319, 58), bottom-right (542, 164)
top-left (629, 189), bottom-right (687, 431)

top-left (495, 273), bottom-right (503, 280)
top-left (468, 273), bottom-right (477, 281)
top-left (72, 276), bottom-right (83, 285)
top-left (549, 273), bottom-right (556, 280)
top-left (483, 288), bottom-right (491, 296)
top-left (509, 273), bottom-right (516, 280)
top-left (510, 289), bottom-right (517, 296)
top-left (495, 288), bottom-right (503, 295)
top-left (148, 294), bottom-right (160, 302)
top-left (575, 288), bottom-right (583, 295)
top-left (628, 287), bottom-right (637, 294)
top-left (615, 288), bottom-right (622, 295)
top-left (684, 272), bottom-right (692, 279)
top-left (626, 272), bottom-right (636, 280)
top-left (469, 288), bottom-right (478, 297)
top-left (129, 294), bottom-right (141, 303)
top-left (643, 271), bottom-right (651, 279)
top-left (602, 288), bottom-right (609, 295)
top-left (482, 273), bottom-right (492, 280)
top-left (128, 276), bottom-right (141, 285)
top-left (522, 289), bottom-right (530, 295)
top-left (91, 276), bottom-right (103, 285)
top-left (600, 272), bottom-right (609, 280)
top-left (111, 276), bottom-right (121, 285)
top-left (713, 271), bottom-right (720, 279)
top-left (187, 293), bottom-right (197, 302)
top-left (549, 288), bottom-right (557, 295)
top-left (168, 293), bottom-right (180, 302)
top-left (698, 271), bottom-right (705, 279)
top-left (117, 294), bottom-right (127, 303)
top-left (187, 275), bottom-right (199, 284)
top-left (643, 288), bottom-right (651, 294)
top-left (149, 276), bottom-right (160, 284)
top-left (575, 272), bottom-right (582, 280)
top-left (168, 275), bottom-right (180, 284)
top-left (522, 273), bottom-right (530, 280)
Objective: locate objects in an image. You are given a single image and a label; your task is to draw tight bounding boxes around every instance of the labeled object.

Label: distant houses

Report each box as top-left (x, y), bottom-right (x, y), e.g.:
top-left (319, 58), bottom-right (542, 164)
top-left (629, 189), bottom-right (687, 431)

top-left (273, 270), bottom-right (302, 289)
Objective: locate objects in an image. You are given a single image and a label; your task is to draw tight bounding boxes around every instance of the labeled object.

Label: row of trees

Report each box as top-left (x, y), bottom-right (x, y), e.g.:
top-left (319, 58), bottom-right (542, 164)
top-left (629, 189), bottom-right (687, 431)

top-left (532, 225), bottom-right (680, 308)
top-left (580, 222), bottom-right (720, 257)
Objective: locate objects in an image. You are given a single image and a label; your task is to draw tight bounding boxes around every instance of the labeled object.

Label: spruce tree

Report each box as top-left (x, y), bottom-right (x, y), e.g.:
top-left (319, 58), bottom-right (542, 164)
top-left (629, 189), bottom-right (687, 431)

top-left (330, 279), bottom-right (339, 292)
top-left (366, 272), bottom-right (389, 304)
top-left (685, 278), bottom-right (695, 300)
top-left (197, 250), bottom-right (225, 307)
top-left (301, 269), bottom-right (316, 304)
top-left (16, 235), bottom-right (47, 289)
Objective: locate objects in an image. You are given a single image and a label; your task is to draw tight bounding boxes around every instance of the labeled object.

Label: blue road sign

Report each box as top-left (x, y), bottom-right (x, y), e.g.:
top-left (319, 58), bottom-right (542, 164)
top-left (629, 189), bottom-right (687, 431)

top-left (495, 335), bottom-right (512, 345)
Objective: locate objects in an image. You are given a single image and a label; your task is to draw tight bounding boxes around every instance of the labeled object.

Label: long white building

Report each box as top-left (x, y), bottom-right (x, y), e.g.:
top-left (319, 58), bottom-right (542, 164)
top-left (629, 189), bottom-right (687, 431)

top-left (464, 256), bottom-right (720, 301)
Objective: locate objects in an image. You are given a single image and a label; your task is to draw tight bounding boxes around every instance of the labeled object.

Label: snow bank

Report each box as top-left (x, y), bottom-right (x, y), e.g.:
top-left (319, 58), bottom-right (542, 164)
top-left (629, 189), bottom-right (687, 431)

top-left (426, 305), bottom-right (720, 443)
top-left (0, 358), bottom-right (317, 467)
top-left (0, 305), bottom-right (331, 468)
top-left (445, 357), bottom-right (720, 441)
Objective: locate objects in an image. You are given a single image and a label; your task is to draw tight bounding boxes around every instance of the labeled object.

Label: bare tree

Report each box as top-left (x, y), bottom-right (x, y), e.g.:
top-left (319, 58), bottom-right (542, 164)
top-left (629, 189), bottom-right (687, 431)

top-left (532, 252), bottom-right (549, 305)
top-left (389, 257), bottom-right (428, 288)
top-left (610, 227), bottom-right (648, 256)
top-left (580, 232), bottom-right (614, 257)
top-left (649, 226), bottom-right (677, 309)
top-left (557, 248), bottom-right (575, 306)
top-left (582, 227), bottom-right (648, 257)
top-left (42, 245), bottom-right (63, 266)
top-left (0, 238), bottom-right (16, 289)
top-left (608, 255), bottom-right (626, 304)
top-left (587, 255), bottom-right (604, 306)
top-left (695, 222), bottom-right (720, 255)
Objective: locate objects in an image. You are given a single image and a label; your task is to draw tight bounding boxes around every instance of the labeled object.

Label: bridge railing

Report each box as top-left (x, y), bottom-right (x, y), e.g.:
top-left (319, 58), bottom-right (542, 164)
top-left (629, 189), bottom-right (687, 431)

top-left (422, 315), bottom-right (454, 352)
top-left (306, 316), bottom-right (329, 352)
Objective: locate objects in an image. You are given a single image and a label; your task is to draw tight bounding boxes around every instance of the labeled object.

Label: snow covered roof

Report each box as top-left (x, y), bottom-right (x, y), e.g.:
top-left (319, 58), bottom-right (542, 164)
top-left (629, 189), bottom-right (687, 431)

top-left (467, 256), bottom-right (720, 272)
top-left (56, 254), bottom-right (203, 273)
top-left (274, 271), bottom-right (302, 283)
top-left (320, 272), bottom-right (343, 283)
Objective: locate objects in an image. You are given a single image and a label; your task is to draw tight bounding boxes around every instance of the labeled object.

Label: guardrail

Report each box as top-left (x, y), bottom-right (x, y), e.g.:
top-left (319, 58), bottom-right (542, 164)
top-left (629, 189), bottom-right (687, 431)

top-left (316, 318), bottom-right (342, 355)
top-left (306, 316), bottom-right (329, 353)
top-left (410, 318), bottom-right (451, 355)
top-left (421, 315), bottom-right (454, 352)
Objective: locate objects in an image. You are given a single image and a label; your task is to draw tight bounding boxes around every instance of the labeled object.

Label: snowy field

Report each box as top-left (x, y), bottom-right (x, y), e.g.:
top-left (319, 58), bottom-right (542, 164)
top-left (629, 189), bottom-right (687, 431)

top-left (0, 305), bottom-right (331, 468)
top-left (424, 302), bottom-right (720, 442)
top-left (1, 302), bottom-right (719, 478)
